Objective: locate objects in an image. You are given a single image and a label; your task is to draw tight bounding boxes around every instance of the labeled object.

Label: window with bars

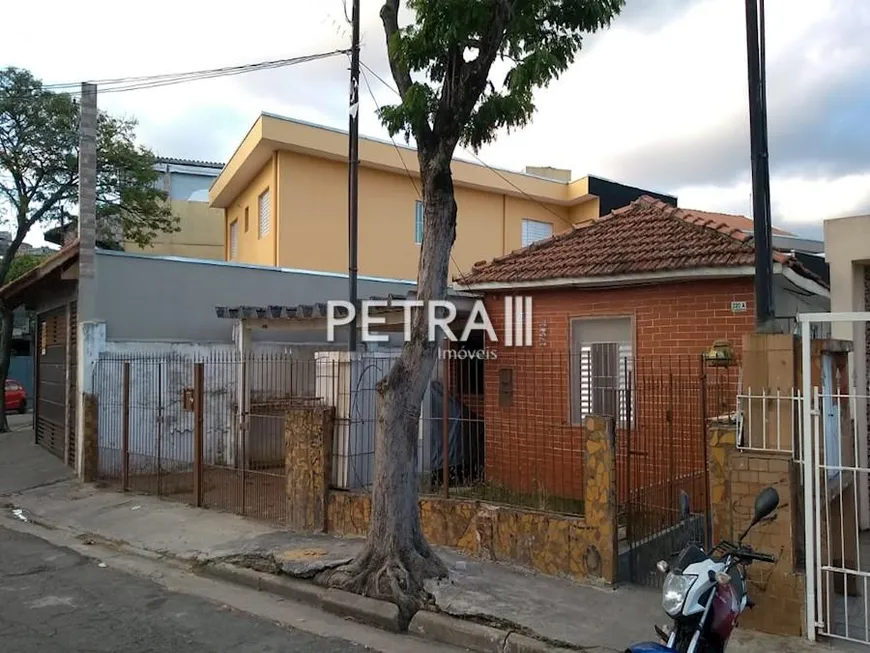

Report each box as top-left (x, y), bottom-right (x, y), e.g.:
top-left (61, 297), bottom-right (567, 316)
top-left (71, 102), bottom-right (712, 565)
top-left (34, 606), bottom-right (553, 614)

top-left (570, 317), bottom-right (633, 425)
top-left (414, 200), bottom-right (424, 244)
top-left (258, 189), bottom-right (271, 238)
top-left (521, 218), bottom-right (553, 247)
top-left (229, 220), bottom-right (238, 260)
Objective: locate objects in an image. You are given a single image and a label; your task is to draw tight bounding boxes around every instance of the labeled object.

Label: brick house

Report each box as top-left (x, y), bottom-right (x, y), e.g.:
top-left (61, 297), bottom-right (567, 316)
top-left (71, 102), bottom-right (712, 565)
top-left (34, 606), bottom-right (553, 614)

top-left (452, 196), bottom-right (829, 511)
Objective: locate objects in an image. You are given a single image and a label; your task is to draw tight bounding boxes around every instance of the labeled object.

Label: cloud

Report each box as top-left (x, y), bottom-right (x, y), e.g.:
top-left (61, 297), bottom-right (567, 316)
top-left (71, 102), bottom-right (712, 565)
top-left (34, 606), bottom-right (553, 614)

top-left (2, 0), bottom-right (869, 248)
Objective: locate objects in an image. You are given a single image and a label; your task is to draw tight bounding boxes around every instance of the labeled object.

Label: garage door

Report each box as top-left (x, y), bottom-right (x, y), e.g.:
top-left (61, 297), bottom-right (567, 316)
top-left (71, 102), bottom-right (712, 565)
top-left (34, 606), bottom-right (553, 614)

top-left (35, 306), bottom-right (67, 460)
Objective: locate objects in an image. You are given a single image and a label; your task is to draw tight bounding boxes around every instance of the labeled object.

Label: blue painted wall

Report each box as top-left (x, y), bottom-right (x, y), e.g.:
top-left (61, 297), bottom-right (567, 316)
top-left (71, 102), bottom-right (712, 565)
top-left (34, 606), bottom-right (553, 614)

top-left (9, 355), bottom-right (33, 397)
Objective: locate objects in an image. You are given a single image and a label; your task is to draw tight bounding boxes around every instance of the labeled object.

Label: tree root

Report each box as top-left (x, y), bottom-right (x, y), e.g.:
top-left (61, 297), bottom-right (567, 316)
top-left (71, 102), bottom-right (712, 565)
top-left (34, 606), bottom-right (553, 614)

top-left (316, 540), bottom-right (448, 624)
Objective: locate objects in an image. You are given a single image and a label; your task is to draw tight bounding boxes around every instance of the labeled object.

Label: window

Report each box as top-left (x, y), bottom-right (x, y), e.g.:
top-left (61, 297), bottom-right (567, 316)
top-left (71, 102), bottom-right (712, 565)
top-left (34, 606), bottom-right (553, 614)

top-left (229, 220), bottom-right (238, 260)
top-left (414, 200), bottom-right (424, 244)
top-left (521, 219), bottom-right (553, 247)
top-left (258, 189), bottom-right (271, 238)
top-left (244, 206), bottom-right (249, 232)
top-left (570, 317), bottom-right (633, 425)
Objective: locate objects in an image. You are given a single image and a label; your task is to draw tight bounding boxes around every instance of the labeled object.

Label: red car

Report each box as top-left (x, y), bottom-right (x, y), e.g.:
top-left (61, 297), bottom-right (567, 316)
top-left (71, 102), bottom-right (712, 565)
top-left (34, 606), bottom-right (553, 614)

top-left (4, 379), bottom-right (27, 414)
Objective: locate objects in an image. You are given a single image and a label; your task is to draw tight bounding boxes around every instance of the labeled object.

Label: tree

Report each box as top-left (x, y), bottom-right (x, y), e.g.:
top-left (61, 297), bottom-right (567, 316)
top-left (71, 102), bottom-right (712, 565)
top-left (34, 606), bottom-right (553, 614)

top-left (318, 0), bottom-right (625, 621)
top-left (5, 252), bottom-right (48, 283)
top-left (0, 67), bottom-right (180, 431)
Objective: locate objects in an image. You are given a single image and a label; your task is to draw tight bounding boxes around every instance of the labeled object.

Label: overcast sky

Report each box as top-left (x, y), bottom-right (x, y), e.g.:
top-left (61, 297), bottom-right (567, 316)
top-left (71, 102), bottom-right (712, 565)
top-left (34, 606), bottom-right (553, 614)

top-left (2, 0), bottom-right (869, 245)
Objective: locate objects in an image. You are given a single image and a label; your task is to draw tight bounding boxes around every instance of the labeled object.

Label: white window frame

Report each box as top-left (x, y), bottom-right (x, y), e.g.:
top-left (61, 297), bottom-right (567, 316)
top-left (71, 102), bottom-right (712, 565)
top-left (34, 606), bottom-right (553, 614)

top-left (569, 316), bottom-right (634, 426)
top-left (258, 188), bottom-right (271, 238)
top-left (521, 218), bottom-right (553, 247)
top-left (229, 220), bottom-right (238, 260)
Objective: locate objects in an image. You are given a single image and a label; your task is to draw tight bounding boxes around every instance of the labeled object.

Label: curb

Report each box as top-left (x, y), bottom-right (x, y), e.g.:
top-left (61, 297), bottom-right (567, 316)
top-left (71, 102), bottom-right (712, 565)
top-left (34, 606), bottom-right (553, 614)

top-left (196, 562), bottom-right (325, 606)
top-left (409, 611), bottom-right (505, 653)
top-left (197, 562), bottom-right (401, 633)
top-left (322, 588), bottom-right (402, 633)
top-left (195, 561), bottom-right (574, 653)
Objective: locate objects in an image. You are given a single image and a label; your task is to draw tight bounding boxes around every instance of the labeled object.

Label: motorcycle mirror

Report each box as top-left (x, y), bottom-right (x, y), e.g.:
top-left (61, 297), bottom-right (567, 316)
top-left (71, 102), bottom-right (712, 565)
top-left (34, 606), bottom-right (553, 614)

top-left (739, 486), bottom-right (780, 541)
top-left (753, 487), bottom-right (779, 524)
top-left (679, 491), bottom-right (690, 519)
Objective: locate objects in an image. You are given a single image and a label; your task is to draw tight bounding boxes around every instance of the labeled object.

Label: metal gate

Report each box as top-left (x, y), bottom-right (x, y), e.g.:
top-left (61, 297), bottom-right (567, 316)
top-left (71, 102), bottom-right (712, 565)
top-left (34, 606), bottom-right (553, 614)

top-left (800, 312), bottom-right (870, 646)
top-left (35, 306), bottom-right (68, 460)
top-left (617, 357), bottom-right (728, 587)
top-left (66, 301), bottom-right (77, 467)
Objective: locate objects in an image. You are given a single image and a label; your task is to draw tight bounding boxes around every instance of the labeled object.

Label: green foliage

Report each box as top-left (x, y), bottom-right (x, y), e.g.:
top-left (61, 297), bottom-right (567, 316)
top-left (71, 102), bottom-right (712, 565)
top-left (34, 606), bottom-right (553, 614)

top-left (5, 252), bottom-right (47, 283)
top-left (0, 67), bottom-right (179, 268)
top-left (378, 0), bottom-right (625, 153)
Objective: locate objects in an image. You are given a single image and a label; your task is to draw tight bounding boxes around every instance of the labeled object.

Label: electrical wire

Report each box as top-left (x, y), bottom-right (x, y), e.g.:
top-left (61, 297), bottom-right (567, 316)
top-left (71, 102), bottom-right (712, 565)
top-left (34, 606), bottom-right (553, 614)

top-left (359, 60), bottom-right (569, 226)
top-left (8, 50), bottom-right (349, 100)
top-left (359, 66), bottom-right (469, 280)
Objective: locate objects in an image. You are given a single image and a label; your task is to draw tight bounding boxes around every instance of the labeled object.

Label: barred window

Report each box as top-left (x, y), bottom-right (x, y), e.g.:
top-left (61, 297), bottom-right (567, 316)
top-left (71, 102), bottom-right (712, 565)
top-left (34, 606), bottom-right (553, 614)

top-left (570, 317), bottom-right (633, 425)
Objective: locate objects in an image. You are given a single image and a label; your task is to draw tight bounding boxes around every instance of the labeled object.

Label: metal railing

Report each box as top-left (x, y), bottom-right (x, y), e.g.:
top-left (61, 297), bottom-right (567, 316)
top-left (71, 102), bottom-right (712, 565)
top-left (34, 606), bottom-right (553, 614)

top-left (736, 388), bottom-right (805, 461)
top-left (89, 348), bottom-right (742, 528)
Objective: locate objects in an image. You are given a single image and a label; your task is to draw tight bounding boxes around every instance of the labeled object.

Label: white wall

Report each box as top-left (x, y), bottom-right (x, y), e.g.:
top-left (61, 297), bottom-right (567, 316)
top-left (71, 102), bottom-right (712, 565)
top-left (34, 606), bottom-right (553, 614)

top-left (92, 340), bottom-right (326, 477)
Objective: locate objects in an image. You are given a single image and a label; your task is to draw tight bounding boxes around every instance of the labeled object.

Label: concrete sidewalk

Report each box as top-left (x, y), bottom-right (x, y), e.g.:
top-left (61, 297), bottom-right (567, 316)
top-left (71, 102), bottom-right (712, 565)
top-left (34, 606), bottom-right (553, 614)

top-left (0, 428), bottom-right (849, 653)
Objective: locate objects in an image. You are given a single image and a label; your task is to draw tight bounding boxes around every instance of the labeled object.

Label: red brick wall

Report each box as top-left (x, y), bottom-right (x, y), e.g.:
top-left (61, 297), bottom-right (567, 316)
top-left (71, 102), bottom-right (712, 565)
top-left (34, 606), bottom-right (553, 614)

top-left (481, 278), bottom-right (755, 505)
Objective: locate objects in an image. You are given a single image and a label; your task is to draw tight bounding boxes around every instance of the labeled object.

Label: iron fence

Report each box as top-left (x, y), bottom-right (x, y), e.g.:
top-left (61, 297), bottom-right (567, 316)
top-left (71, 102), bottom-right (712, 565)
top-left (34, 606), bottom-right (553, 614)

top-left (90, 348), bottom-right (740, 534)
top-left (92, 351), bottom-right (341, 524)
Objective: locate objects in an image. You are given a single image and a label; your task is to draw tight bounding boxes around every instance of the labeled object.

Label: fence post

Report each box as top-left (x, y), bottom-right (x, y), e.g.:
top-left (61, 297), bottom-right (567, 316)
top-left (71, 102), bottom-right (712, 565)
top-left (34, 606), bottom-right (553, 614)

top-left (122, 362), bottom-right (130, 491)
top-left (442, 339), bottom-right (450, 499)
top-left (699, 355), bottom-right (712, 548)
top-left (156, 360), bottom-right (163, 497)
top-left (624, 362), bottom-right (633, 577)
top-left (194, 362), bottom-right (204, 508)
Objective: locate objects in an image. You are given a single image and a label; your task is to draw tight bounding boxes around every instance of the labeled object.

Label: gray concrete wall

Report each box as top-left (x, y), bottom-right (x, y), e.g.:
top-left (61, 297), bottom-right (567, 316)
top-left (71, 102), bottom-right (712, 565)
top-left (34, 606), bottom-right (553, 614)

top-left (773, 274), bottom-right (831, 336)
top-left (92, 250), bottom-right (416, 343)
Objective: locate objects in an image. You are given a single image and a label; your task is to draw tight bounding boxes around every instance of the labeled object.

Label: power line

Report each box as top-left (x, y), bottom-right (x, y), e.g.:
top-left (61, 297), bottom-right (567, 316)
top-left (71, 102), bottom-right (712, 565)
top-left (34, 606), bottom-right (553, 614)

top-left (359, 60), bottom-right (569, 225)
top-left (8, 50), bottom-right (349, 100)
top-left (359, 66), bottom-right (469, 280)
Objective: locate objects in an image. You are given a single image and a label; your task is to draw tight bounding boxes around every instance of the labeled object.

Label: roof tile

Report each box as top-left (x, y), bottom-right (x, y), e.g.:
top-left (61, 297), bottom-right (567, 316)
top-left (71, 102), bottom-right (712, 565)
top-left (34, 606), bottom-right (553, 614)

top-left (457, 196), bottom-right (823, 287)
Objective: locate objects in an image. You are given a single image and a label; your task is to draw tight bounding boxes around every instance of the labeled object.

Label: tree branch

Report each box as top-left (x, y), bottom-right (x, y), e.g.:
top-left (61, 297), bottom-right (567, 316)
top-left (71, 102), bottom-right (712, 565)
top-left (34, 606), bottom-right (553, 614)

top-left (25, 178), bottom-right (76, 228)
top-left (380, 0), bottom-right (434, 150)
top-left (432, 0), bottom-right (511, 146)
top-left (380, 0), bottom-right (413, 99)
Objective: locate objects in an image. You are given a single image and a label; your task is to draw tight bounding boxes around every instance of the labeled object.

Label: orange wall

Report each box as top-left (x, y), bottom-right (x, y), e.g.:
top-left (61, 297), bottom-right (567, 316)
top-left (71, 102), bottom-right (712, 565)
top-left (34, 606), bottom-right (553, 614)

top-left (568, 197), bottom-right (600, 225)
top-left (480, 279), bottom-right (755, 502)
top-left (224, 160), bottom-right (276, 266)
top-left (254, 151), bottom-right (575, 279)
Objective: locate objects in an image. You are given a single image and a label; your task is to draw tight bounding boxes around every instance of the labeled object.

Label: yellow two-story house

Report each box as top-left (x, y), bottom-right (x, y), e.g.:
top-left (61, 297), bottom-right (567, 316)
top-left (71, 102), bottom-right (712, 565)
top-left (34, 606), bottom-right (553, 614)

top-left (209, 113), bottom-right (676, 280)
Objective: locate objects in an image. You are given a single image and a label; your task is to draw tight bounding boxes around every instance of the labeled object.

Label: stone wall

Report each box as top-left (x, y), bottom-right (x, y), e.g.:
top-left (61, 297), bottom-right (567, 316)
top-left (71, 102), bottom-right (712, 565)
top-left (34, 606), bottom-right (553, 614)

top-left (284, 402), bottom-right (334, 532)
top-left (708, 423), bottom-right (806, 637)
top-left (327, 415), bottom-right (619, 583)
top-left (81, 393), bottom-right (98, 482)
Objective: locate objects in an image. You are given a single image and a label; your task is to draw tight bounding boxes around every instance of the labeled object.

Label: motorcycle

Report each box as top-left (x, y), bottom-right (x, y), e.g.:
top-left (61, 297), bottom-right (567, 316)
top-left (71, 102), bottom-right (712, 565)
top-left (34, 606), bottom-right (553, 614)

top-left (625, 486), bottom-right (780, 653)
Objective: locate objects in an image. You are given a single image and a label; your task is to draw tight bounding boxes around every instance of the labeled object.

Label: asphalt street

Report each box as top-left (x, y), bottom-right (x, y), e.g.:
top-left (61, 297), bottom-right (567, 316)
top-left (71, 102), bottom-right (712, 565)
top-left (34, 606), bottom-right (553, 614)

top-left (0, 526), bottom-right (367, 653)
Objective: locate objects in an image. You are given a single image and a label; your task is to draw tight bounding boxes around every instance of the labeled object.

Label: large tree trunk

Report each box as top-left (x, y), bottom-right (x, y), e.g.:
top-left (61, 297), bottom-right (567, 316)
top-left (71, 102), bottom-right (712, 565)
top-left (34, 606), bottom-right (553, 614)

top-left (319, 163), bottom-right (457, 623)
top-left (0, 304), bottom-right (14, 433)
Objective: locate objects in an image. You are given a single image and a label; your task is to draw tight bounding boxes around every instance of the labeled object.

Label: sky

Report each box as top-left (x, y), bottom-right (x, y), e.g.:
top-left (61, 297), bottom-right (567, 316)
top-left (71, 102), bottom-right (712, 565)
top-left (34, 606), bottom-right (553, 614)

top-left (2, 0), bottom-right (869, 246)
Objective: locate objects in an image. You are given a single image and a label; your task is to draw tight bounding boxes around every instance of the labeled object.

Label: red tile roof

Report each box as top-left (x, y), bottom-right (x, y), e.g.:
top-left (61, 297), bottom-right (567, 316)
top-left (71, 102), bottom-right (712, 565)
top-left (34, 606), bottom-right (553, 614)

top-left (680, 207), bottom-right (795, 237)
top-left (456, 196), bottom-right (823, 288)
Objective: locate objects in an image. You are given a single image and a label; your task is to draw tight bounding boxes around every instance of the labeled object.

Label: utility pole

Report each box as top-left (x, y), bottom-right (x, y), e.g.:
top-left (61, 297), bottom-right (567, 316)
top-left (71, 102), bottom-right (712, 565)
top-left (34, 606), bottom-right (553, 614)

top-left (78, 83), bottom-right (97, 281)
top-left (745, 0), bottom-right (776, 332)
top-left (347, 0), bottom-right (361, 352)
top-left (76, 81), bottom-right (97, 477)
